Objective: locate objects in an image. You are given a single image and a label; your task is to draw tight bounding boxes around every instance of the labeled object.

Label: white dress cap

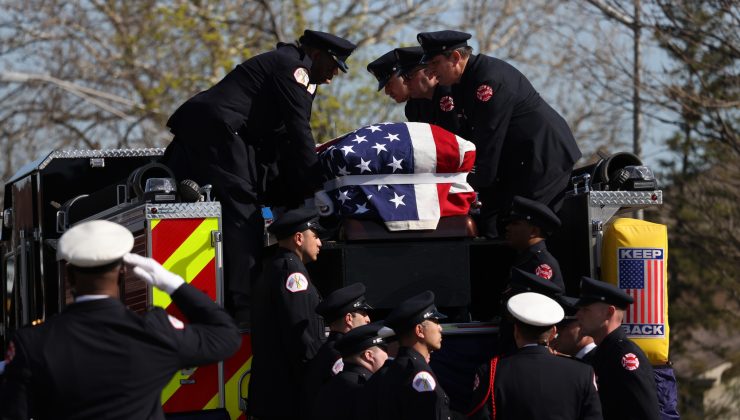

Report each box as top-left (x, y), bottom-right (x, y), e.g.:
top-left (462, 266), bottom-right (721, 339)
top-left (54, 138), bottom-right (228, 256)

top-left (57, 220), bottom-right (134, 267)
top-left (507, 292), bottom-right (565, 327)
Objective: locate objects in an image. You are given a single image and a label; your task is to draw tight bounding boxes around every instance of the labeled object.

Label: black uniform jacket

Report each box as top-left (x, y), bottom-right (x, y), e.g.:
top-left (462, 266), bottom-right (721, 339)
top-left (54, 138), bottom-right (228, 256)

top-left (469, 345), bottom-right (602, 420)
top-left (592, 328), bottom-right (660, 420)
top-left (451, 54), bottom-right (581, 206)
top-left (248, 247), bottom-right (325, 418)
top-left (310, 362), bottom-right (372, 420)
top-left (164, 42), bottom-right (322, 209)
top-left (0, 284), bottom-right (241, 420)
top-left (302, 331), bottom-right (344, 414)
top-left (405, 85), bottom-right (460, 134)
top-left (512, 240), bottom-right (565, 291)
top-left (374, 347), bottom-right (452, 420)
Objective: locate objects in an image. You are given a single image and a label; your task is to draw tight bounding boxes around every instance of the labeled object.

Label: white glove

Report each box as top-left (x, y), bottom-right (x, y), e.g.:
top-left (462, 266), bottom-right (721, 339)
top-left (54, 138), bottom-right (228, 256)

top-left (123, 253), bottom-right (185, 295)
top-left (314, 190), bottom-right (335, 216)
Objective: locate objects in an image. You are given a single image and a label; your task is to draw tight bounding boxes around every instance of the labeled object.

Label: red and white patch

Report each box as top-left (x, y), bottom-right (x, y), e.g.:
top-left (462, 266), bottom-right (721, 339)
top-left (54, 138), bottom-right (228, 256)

top-left (4, 340), bottom-right (16, 363)
top-left (412, 371), bottom-right (437, 392)
top-left (439, 95), bottom-right (455, 112)
top-left (476, 84), bottom-right (493, 102)
top-left (621, 353), bottom-right (640, 371)
top-left (535, 264), bottom-right (553, 280)
top-left (168, 315), bottom-right (185, 330)
top-left (293, 67), bottom-right (310, 87)
top-left (331, 358), bottom-right (344, 375)
top-left (286, 272), bottom-right (309, 293)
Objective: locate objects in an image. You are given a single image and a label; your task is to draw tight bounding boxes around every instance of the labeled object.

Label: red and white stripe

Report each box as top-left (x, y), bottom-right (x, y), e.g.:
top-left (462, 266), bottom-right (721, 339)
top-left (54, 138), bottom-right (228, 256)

top-left (626, 259), bottom-right (664, 324)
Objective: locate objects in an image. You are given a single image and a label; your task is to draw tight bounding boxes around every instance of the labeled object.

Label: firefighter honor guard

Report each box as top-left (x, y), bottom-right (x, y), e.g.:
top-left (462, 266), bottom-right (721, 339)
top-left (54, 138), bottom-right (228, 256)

top-left (418, 30), bottom-right (581, 238)
top-left (163, 29), bottom-right (356, 324)
top-left (371, 291), bottom-right (454, 420)
top-left (248, 206), bottom-right (327, 420)
top-left (576, 276), bottom-right (661, 420)
top-left (0, 220), bottom-right (240, 419)
top-left (468, 292), bottom-right (602, 420)
top-left (504, 195), bottom-right (565, 291)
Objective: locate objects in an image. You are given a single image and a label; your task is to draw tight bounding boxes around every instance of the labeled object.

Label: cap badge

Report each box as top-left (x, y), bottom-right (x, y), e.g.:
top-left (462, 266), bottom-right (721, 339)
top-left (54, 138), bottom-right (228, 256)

top-left (423, 311), bottom-right (433, 319)
top-left (535, 264), bottom-right (553, 280)
top-left (412, 371), bottom-right (437, 392)
top-left (353, 301), bottom-right (362, 308)
top-left (476, 84), bottom-right (493, 102)
top-left (286, 272), bottom-right (309, 293)
top-left (439, 95), bottom-right (455, 112)
top-left (621, 353), bottom-right (639, 371)
top-left (293, 67), bottom-right (310, 87)
top-left (331, 358), bottom-right (344, 375)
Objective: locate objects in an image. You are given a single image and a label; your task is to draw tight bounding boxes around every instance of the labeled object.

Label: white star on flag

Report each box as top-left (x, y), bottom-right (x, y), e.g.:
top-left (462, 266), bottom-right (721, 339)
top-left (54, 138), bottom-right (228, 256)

top-left (356, 158), bottom-right (372, 173)
top-left (367, 125), bottom-right (382, 132)
top-left (351, 135), bottom-right (368, 144)
top-left (355, 203), bottom-right (370, 214)
top-left (387, 156), bottom-right (403, 172)
top-left (390, 192), bottom-right (406, 208)
top-left (384, 133), bottom-right (400, 142)
top-left (337, 165), bottom-right (351, 176)
top-left (338, 190), bottom-right (351, 203)
top-left (371, 143), bottom-right (387, 155)
top-left (377, 184), bottom-right (388, 191)
top-left (340, 145), bottom-right (355, 156)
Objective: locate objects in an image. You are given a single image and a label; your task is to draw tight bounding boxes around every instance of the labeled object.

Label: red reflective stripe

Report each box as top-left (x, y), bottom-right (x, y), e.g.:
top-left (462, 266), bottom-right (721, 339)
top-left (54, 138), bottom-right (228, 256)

top-left (164, 258), bottom-right (217, 321)
top-left (162, 364), bottom-right (219, 411)
top-left (151, 219), bottom-right (205, 263)
top-left (224, 334), bottom-right (252, 380)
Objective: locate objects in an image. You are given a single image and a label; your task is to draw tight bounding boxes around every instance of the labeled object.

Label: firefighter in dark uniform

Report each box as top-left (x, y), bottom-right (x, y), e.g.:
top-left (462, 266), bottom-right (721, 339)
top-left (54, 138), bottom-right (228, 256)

top-left (395, 46), bottom-right (460, 134)
top-left (551, 295), bottom-right (597, 362)
top-left (468, 292), bottom-right (602, 420)
top-left (371, 290), bottom-right (454, 420)
top-left (302, 283), bottom-right (373, 414)
top-left (576, 276), bottom-right (660, 420)
top-left (0, 221), bottom-right (241, 419)
top-left (418, 30), bottom-right (582, 238)
top-left (248, 207), bottom-right (327, 420)
top-left (367, 49), bottom-right (410, 105)
top-left (162, 30), bottom-right (356, 322)
top-left (310, 321), bottom-right (390, 420)
top-left (498, 267), bottom-right (564, 356)
top-left (503, 195), bottom-right (565, 291)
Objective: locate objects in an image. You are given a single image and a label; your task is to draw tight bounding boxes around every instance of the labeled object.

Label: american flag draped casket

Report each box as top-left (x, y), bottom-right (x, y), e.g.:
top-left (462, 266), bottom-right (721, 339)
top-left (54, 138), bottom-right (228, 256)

top-left (316, 122), bottom-right (476, 230)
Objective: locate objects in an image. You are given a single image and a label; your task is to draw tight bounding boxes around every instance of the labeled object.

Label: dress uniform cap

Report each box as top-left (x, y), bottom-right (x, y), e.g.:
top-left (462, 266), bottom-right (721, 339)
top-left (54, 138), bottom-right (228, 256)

top-left (315, 282), bottom-right (373, 322)
top-left (507, 292), bottom-right (564, 327)
top-left (335, 321), bottom-right (388, 357)
top-left (367, 50), bottom-right (401, 91)
top-left (506, 196), bottom-right (561, 235)
top-left (383, 290), bottom-right (446, 333)
top-left (267, 206), bottom-right (324, 240)
top-left (417, 30), bottom-right (472, 63)
top-left (394, 46), bottom-right (425, 78)
top-left (57, 220), bottom-right (134, 267)
top-left (556, 295), bottom-right (580, 324)
top-left (507, 267), bottom-right (563, 298)
top-left (576, 276), bottom-right (634, 309)
top-left (300, 29), bottom-right (357, 73)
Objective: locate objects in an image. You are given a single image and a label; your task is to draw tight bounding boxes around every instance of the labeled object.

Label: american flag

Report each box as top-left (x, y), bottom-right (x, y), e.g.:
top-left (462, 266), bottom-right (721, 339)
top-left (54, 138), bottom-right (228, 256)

top-left (316, 122), bottom-right (476, 230)
top-left (618, 248), bottom-right (665, 325)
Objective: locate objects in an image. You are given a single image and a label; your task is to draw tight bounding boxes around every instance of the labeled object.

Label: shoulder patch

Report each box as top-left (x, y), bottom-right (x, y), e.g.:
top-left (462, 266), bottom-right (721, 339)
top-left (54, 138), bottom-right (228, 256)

top-left (476, 84), bottom-right (494, 102)
top-left (168, 314), bottom-right (185, 330)
top-left (286, 272), bottom-right (309, 293)
top-left (621, 353), bottom-right (639, 371)
top-left (535, 264), bottom-right (553, 280)
top-left (412, 371), bottom-right (437, 392)
top-left (331, 357), bottom-right (344, 375)
top-left (439, 95), bottom-right (455, 112)
top-left (294, 67), bottom-right (310, 87)
top-left (4, 340), bottom-right (16, 363)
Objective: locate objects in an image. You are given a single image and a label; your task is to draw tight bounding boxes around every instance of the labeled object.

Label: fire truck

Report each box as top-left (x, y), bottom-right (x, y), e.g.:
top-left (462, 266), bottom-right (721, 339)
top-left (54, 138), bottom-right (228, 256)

top-left (0, 148), bottom-right (662, 418)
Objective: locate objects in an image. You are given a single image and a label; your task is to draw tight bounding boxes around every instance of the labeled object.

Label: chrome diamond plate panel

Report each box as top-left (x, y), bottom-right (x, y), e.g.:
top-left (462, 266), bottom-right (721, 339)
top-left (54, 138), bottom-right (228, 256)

top-left (589, 190), bottom-right (662, 207)
top-left (145, 202), bottom-right (221, 219)
top-left (38, 148), bottom-right (165, 169)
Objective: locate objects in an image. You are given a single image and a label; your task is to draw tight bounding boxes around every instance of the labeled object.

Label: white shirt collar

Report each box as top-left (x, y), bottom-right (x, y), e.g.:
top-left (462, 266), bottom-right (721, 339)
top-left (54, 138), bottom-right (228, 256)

top-left (576, 342), bottom-right (597, 359)
top-left (74, 294), bottom-right (111, 303)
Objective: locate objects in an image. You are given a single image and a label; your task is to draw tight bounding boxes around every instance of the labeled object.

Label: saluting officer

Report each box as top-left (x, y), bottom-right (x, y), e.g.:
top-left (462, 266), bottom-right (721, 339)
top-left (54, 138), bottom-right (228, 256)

top-left (310, 321), bottom-right (390, 420)
top-left (163, 30), bottom-right (356, 322)
top-left (302, 283), bottom-right (373, 414)
top-left (248, 207), bottom-right (327, 420)
top-left (576, 276), bottom-right (660, 420)
top-left (468, 292), bottom-right (602, 420)
top-left (418, 30), bottom-right (582, 238)
top-left (372, 291), bottom-right (454, 420)
top-left (0, 221), bottom-right (241, 419)
top-left (503, 195), bottom-right (565, 291)
top-left (395, 46), bottom-right (460, 133)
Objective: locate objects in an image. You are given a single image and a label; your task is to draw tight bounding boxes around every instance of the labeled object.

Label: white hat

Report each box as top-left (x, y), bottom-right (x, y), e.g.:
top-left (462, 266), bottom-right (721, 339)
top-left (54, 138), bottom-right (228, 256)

top-left (57, 220), bottom-right (134, 267)
top-left (507, 292), bottom-right (564, 327)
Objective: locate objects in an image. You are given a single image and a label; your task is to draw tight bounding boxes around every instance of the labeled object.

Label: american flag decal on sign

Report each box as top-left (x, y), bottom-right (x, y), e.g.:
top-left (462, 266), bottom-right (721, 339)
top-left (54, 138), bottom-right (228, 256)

top-left (618, 248), bottom-right (666, 338)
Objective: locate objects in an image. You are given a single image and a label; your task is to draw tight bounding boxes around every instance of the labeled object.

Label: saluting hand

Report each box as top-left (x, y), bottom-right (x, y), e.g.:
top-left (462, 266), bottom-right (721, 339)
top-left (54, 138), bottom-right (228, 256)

top-left (123, 253), bottom-right (185, 295)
